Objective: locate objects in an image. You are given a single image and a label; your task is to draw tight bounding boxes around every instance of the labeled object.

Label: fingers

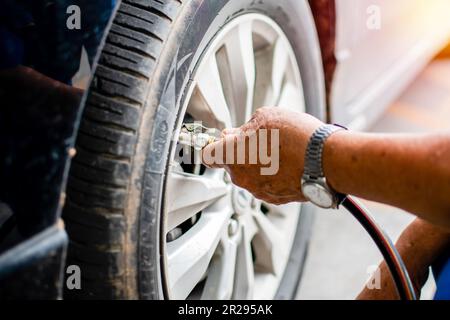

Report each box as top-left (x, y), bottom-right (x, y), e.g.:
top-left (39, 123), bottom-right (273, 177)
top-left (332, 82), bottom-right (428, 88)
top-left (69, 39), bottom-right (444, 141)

top-left (201, 107), bottom-right (271, 168)
top-left (241, 109), bottom-right (265, 132)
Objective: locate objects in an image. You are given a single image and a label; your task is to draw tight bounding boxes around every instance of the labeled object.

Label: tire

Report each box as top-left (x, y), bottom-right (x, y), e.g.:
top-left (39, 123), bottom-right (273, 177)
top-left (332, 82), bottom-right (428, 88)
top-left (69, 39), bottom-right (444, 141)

top-left (63, 0), bottom-right (326, 299)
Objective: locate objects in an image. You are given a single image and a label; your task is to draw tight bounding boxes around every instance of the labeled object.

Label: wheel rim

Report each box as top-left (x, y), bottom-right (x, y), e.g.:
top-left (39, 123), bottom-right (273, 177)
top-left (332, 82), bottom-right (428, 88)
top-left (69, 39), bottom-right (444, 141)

top-left (162, 13), bottom-right (306, 300)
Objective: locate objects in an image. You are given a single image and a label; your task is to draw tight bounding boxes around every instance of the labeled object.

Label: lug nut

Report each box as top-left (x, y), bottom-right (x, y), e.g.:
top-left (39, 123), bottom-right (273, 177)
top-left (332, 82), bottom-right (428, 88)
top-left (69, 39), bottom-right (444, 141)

top-left (224, 172), bottom-right (231, 184)
top-left (228, 219), bottom-right (239, 236)
top-left (251, 198), bottom-right (259, 209)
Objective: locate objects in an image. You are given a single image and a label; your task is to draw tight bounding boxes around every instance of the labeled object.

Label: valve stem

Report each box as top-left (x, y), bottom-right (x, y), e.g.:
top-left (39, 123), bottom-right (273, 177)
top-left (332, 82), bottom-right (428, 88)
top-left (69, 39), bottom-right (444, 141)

top-left (179, 123), bottom-right (220, 150)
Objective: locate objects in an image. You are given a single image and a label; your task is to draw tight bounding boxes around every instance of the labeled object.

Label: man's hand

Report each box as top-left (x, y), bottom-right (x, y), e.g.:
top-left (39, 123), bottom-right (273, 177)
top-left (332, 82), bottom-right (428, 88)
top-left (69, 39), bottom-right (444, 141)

top-left (203, 107), bottom-right (450, 228)
top-left (202, 107), bottom-right (324, 205)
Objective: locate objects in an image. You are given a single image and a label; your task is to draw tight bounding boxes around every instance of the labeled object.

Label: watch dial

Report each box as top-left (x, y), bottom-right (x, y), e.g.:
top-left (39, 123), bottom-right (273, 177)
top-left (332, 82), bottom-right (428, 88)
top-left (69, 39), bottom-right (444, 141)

top-left (303, 183), bottom-right (333, 208)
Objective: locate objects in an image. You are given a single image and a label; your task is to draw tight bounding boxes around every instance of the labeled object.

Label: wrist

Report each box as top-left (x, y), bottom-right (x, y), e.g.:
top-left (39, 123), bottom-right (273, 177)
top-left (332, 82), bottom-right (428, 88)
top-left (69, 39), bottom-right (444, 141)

top-left (322, 129), bottom-right (353, 194)
top-left (301, 124), bottom-right (347, 208)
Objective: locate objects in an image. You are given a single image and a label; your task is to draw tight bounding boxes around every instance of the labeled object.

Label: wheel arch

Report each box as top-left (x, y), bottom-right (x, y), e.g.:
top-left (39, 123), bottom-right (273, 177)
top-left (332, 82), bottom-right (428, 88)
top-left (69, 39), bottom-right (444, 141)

top-left (307, 0), bottom-right (337, 122)
top-left (282, 0), bottom-right (329, 122)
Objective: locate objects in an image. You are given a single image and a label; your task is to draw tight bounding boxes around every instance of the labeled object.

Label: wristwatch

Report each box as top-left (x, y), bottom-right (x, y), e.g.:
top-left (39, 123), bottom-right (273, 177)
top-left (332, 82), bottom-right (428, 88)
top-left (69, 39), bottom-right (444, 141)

top-left (301, 124), bottom-right (347, 209)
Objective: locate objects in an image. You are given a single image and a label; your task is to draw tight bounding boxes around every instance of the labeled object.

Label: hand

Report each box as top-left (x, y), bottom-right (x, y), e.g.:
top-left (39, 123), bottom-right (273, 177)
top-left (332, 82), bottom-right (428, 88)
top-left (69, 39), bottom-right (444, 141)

top-left (202, 107), bottom-right (324, 205)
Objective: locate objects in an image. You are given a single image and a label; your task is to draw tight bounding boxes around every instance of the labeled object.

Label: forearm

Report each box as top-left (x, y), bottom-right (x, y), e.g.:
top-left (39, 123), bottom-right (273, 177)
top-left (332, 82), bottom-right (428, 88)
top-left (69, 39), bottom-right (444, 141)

top-left (323, 131), bottom-right (450, 228)
top-left (358, 218), bottom-right (450, 299)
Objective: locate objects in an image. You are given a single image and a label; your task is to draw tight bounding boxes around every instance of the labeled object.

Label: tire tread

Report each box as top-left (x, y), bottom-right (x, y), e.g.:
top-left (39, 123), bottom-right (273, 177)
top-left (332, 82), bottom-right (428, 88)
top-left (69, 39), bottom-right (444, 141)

top-left (64, 0), bottom-right (183, 299)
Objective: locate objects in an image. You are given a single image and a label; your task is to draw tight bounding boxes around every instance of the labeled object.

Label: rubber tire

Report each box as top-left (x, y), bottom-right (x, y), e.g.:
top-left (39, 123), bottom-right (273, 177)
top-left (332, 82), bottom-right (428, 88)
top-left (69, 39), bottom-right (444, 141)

top-left (63, 0), bottom-right (326, 299)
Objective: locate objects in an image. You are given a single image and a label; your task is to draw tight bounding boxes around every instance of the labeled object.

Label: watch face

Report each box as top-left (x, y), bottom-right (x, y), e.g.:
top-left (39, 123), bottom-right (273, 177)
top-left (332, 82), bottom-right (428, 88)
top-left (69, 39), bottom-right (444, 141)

top-left (302, 183), bottom-right (334, 208)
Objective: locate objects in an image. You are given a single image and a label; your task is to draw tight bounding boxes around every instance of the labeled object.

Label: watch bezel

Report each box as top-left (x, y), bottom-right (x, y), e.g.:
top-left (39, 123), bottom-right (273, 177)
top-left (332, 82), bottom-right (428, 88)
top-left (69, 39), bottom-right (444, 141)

top-left (301, 176), bottom-right (338, 209)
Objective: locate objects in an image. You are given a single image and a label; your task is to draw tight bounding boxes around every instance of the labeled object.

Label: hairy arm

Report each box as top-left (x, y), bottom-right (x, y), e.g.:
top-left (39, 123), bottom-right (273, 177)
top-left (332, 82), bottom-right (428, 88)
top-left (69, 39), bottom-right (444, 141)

top-left (324, 131), bottom-right (450, 228)
top-left (203, 107), bottom-right (450, 228)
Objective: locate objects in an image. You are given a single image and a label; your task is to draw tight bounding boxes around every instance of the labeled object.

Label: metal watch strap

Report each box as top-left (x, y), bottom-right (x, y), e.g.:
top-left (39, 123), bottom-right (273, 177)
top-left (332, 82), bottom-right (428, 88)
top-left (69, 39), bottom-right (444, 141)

top-left (304, 124), bottom-right (347, 179)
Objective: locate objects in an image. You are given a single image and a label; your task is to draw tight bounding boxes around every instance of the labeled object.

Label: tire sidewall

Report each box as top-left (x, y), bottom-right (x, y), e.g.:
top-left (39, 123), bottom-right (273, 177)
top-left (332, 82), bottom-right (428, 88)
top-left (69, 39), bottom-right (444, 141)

top-left (138, 0), bottom-right (326, 299)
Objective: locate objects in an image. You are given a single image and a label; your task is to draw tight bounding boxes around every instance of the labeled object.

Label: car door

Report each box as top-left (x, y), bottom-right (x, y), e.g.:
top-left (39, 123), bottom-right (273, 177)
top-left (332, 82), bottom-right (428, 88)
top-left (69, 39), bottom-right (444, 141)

top-left (331, 0), bottom-right (450, 129)
top-left (0, 0), bottom-right (117, 299)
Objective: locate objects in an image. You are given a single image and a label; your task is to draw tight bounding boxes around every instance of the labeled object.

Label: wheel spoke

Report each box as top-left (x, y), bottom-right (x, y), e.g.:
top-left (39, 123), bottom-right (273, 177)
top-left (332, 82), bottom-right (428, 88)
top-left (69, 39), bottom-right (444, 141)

top-left (252, 211), bottom-right (286, 275)
top-left (242, 212), bottom-right (259, 239)
top-left (194, 55), bottom-right (233, 129)
top-left (201, 236), bottom-right (238, 300)
top-left (222, 21), bottom-right (256, 124)
top-left (270, 37), bottom-right (290, 106)
top-left (233, 223), bottom-right (256, 299)
top-left (278, 82), bottom-right (305, 112)
top-left (166, 171), bottom-right (229, 231)
top-left (167, 208), bottom-right (232, 299)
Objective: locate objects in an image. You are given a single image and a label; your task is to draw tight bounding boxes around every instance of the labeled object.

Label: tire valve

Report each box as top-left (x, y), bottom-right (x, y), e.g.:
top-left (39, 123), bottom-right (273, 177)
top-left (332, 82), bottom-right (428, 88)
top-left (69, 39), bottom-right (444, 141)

top-left (179, 123), bottom-right (220, 150)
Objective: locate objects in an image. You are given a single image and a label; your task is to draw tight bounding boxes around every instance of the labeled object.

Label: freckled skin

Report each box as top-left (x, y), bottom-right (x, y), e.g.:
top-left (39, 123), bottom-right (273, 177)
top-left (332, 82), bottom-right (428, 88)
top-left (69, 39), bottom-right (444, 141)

top-left (323, 131), bottom-right (450, 228)
top-left (203, 106), bottom-right (450, 299)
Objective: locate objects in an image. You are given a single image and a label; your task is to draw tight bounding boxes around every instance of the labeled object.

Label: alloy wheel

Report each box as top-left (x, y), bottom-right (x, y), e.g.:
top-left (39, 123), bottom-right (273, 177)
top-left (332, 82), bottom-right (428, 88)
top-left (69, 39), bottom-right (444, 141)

top-left (163, 14), bottom-right (306, 300)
